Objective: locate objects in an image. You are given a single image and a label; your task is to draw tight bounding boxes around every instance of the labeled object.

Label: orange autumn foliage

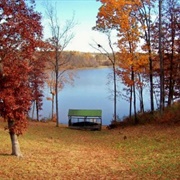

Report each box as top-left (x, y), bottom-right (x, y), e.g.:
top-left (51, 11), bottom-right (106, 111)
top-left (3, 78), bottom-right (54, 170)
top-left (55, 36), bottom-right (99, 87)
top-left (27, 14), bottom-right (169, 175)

top-left (96, 0), bottom-right (147, 87)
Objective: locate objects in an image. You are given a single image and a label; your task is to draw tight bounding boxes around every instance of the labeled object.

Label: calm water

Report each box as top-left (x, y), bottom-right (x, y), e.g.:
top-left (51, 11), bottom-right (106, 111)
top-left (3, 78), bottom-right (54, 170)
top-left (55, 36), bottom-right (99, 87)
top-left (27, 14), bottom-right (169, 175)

top-left (38, 67), bottom-right (151, 125)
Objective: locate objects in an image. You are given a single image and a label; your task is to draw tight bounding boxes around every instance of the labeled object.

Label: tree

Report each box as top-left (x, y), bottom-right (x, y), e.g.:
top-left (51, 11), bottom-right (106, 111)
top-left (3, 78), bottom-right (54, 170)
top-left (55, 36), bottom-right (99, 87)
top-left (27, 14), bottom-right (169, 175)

top-left (0, 0), bottom-right (44, 157)
top-left (151, 0), bottom-right (180, 109)
top-left (161, 0), bottom-right (180, 106)
top-left (45, 2), bottom-right (76, 127)
top-left (158, 0), bottom-right (164, 113)
top-left (95, 0), bottom-right (180, 122)
top-left (46, 70), bottom-right (56, 121)
top-left (135, 0), bottom-right (156, 113)
top-left (91, 31), bottom-right (118, 122)
top-left (95, 0), bottom-right (148, 124)
top-left (30, 51), bottom-right (47, 121)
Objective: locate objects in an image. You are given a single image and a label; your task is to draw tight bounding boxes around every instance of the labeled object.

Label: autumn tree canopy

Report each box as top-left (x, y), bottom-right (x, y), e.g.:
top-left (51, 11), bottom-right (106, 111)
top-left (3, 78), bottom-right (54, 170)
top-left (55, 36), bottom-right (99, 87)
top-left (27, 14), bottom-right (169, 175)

top-left (95, 0), bottom-right (180, 122)
top-left (0, 0), bottom-right (45, 156)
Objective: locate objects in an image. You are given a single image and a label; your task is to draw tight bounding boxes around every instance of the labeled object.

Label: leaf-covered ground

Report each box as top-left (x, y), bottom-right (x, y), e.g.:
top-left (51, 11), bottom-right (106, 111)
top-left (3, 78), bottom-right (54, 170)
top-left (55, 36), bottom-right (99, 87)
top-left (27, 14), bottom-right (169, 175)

top-left (0, 121), bottom-right (179, 180)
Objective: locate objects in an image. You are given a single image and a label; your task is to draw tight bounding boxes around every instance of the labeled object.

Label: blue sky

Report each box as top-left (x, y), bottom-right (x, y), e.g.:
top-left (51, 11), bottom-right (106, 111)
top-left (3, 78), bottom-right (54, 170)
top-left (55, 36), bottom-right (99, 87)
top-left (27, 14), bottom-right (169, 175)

top-left (35, 0), bottom-right (115, 52)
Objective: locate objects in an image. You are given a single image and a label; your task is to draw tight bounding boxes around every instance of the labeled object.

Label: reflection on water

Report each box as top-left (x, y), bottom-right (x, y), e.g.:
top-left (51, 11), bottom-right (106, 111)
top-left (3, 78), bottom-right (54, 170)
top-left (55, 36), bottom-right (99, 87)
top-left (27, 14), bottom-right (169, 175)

top-left (39, 67), bottom-right (150, 125)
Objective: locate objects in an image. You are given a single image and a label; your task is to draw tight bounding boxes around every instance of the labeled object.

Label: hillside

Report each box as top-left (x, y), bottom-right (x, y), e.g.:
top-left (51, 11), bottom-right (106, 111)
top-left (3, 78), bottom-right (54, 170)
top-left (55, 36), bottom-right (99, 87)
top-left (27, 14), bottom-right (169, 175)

top-left (0, 120), bottom-right (179, 179)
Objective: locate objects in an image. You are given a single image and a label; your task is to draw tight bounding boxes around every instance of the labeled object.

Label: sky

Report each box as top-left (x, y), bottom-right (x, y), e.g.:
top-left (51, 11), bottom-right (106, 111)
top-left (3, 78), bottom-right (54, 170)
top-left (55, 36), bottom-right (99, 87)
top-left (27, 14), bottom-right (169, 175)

top-left (35, 0), bottom-right (116, 52)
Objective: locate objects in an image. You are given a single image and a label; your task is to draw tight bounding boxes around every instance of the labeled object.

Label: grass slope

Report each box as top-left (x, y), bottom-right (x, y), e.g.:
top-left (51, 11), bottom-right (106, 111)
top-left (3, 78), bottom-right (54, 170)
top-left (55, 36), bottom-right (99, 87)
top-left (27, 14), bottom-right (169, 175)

top-left (0, 121), bottom-right (179, 180)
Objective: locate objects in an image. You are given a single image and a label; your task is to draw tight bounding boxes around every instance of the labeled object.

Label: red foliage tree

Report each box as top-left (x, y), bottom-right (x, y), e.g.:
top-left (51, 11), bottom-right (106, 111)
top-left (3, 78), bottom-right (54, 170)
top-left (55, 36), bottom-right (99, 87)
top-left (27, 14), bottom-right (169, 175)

top-left (0, 0), bottom-right (43, 157)
top-left (29, 51), bottom-right (48, 121)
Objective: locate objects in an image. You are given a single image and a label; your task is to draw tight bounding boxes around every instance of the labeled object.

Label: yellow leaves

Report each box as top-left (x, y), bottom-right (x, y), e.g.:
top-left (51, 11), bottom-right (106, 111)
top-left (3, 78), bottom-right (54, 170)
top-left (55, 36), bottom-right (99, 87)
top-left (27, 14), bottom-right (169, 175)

top-left (142, 24), bottom-right (147, 31)
top-left (96, 0), bottom-right (142, 45)
top-left (118, 51), bottom-right (149, 87)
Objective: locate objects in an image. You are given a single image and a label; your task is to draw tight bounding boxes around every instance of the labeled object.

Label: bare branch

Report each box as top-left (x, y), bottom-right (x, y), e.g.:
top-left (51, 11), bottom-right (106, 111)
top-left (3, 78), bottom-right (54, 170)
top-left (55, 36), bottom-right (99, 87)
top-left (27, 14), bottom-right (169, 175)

top-left (43, 1), bottom-right (76, 126)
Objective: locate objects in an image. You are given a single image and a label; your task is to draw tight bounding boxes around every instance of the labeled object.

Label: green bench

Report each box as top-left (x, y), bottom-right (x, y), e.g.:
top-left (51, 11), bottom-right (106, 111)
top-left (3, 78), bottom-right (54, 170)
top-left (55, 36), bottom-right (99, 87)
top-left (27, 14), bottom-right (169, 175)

top-left (68, 109), bottom-right (102, 130)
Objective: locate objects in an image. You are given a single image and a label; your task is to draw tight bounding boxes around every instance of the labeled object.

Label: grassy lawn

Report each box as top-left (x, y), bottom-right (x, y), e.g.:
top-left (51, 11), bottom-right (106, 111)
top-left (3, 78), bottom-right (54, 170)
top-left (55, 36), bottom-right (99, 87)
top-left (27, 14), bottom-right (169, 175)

top-left (0, 121), bottom-right (179, 180)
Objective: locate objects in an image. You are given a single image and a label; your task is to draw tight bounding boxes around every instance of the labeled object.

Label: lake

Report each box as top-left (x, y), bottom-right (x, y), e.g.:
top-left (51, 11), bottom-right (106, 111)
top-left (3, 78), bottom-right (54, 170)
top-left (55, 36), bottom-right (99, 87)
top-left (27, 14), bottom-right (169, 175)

top-left (38, 67), bottom-right (151, 125)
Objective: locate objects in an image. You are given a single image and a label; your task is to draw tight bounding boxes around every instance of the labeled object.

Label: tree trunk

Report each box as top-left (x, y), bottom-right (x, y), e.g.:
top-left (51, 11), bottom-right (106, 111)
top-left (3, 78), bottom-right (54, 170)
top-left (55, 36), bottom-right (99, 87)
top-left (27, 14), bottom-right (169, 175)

top-left (31, 100), bottom-right (35, 119)
top-left (149, 56), bottom-right (154, 112)
top-left (138, 73), bottom-right (144, 113)
top-left (55, 46), bottom-right (59, 127)
top-left (139, 87), bottom-right (144, 113)
top-left (139, 2), bottom-right (154, 113)
top-left (113, 64), bottom-right (117, 122)
top-left (132, 68), bottom-right (138, 124)
top-left (168, 11), bottom-right (175, 106)
top-left (159, 0), bottom-right (165, 113)
top-left (168, 46), bottom-right (174, 106)
top-left (36, 100), bottom-right (39, 121)
top-left (129, 85), bottom-right (132, 119)
top-left (51, 93), bottom-right (55, 121)
top-left (8, 119), bottom-right (23, 157)
top-left (56, 95), bottom-right (59, 126)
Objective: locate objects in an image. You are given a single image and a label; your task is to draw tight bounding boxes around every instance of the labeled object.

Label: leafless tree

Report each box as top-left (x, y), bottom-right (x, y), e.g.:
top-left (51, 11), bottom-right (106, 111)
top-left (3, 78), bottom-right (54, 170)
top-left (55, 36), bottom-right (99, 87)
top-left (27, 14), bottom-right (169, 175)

top-left (45, 1), bottom-right (76, 126)
top-left (90, 31), bottom-right (118, 122)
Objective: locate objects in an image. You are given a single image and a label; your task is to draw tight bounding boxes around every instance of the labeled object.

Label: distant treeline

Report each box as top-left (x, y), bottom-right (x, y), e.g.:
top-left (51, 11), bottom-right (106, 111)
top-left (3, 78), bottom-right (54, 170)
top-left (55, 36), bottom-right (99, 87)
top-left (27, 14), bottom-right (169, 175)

top-left (65, 51), bottom-right (112, 68)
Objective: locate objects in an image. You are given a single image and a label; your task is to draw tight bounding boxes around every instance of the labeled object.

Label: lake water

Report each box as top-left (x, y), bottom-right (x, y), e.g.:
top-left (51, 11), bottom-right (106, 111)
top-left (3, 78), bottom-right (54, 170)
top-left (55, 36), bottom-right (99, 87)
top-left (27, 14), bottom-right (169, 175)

top-left (38, 67), bottom-right (151, 125)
